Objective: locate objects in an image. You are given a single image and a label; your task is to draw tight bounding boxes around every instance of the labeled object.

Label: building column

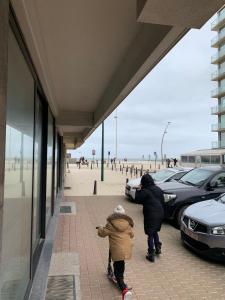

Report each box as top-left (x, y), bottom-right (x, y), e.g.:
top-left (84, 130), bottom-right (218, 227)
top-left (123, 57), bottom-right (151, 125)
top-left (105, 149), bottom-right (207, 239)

top-left (0, 0), bottom-right (9, 263)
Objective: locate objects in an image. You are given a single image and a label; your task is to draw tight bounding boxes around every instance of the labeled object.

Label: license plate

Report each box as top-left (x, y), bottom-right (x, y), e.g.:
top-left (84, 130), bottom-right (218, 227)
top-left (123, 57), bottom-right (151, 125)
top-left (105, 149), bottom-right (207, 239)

top-left (184, 228), bottom-right (198, 241)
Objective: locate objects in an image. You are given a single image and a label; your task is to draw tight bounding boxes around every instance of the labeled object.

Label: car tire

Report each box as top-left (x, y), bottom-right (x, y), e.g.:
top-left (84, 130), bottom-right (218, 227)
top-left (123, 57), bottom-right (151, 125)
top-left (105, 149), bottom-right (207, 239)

top-left (176, 205), bottom-right (189, 227)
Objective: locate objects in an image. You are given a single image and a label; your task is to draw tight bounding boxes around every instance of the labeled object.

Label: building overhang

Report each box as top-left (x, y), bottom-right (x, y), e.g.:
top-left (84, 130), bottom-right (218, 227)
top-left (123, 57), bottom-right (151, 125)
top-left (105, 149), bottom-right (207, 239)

top-left (11, 0), bottom-right (224, 148)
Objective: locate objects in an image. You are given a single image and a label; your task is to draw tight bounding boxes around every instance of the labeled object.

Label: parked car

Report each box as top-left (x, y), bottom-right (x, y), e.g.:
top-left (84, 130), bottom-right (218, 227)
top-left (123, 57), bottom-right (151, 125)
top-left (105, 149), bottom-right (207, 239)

top-left (125, 167), bottom-right (192, 201)
top-left (160, 166), bottom-right (225, 225)
top-left (180, 193), bottom-right (225, 261)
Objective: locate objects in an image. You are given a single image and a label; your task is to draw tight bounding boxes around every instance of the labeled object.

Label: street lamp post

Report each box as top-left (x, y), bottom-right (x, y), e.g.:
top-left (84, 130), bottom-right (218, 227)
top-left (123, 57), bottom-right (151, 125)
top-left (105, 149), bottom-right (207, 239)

top-left (101, 121), bottom-right (104, 181)
top-left (161, 122), bottom-right (171, 165)
top-left (114, 109), bottom-right (118, 159)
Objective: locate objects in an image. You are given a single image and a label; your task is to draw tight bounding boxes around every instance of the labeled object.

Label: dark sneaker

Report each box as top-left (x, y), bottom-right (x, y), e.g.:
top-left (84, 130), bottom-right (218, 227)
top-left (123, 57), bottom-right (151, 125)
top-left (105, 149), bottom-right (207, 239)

top-left (155, 242), bottom-right (162, 255)
top-left (146, 250), bottom-right (155, 262)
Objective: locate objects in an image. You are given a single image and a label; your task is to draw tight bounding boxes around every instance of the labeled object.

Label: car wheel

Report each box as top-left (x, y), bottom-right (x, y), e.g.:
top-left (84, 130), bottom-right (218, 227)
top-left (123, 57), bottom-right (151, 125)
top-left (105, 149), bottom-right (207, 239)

top-left (176, 205), bottom-right (189, 227)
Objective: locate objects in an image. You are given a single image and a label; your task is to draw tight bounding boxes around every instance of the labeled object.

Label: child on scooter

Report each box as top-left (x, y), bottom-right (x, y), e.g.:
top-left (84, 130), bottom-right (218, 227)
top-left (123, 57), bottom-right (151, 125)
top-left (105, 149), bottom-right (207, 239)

top-left (97, 205), bottom-right (134, 300)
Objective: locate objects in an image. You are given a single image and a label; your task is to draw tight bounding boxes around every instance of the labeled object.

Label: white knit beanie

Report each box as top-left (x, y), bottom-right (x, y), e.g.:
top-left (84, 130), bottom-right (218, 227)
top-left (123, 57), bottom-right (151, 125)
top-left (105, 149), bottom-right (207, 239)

top-left (114, 205), bottom-right (125, 214)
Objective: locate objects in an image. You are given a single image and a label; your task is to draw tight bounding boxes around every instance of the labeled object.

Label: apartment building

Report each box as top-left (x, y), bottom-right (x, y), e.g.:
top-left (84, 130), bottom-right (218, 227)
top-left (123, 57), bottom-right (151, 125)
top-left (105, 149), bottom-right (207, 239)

top-left (211, 5), bottom-right (225, 148)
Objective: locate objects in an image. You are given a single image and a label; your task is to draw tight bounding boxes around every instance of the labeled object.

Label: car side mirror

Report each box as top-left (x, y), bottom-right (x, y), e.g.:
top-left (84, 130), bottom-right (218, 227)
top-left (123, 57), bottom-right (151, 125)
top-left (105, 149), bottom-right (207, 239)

top-left (206, 181), bottom-right (218, 190)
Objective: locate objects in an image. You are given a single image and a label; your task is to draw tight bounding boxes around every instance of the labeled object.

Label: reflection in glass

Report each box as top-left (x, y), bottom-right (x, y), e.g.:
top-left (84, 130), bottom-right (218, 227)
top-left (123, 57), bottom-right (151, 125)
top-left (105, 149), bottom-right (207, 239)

top-left (0, 29), bottom-right (34, 299)
top-left (32, 96), bottom-right (43, 251)
top-left (46, 110), bottom-right (53, 227)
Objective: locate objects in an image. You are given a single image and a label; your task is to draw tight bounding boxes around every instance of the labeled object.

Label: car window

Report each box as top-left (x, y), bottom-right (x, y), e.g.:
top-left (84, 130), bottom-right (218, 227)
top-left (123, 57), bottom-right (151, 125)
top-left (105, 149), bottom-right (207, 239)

top-left (211, 172), bottom-right (225, 188)
top-left (151, 169), bottom-right (175, 181)
top-left (179, 168), bottom-right (214, 186)
top-left (170, 171), bottom-right (186, 181)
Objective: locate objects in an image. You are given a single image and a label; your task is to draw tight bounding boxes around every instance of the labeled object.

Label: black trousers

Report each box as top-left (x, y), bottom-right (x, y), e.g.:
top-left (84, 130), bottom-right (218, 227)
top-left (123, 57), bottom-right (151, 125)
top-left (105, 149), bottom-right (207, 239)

top-left (113, 260), bottom-right (127, 291)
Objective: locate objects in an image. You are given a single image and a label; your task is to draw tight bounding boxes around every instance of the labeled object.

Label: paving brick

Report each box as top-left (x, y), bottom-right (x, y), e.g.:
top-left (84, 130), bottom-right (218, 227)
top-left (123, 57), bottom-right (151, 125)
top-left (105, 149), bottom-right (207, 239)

top-left (46, 167), bottom-right (225, 299)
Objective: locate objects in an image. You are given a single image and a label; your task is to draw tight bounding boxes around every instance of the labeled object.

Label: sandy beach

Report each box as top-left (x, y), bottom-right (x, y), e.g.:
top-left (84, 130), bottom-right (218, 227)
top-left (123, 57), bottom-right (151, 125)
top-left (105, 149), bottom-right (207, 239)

top-left (64, 160), bottom-right (173, 197)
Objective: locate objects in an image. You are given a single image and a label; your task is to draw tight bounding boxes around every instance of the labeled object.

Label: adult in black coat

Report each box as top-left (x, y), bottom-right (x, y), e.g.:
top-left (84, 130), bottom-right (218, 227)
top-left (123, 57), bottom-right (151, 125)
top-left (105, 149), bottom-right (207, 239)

top-left (135, 173), bottom-right (164, 262)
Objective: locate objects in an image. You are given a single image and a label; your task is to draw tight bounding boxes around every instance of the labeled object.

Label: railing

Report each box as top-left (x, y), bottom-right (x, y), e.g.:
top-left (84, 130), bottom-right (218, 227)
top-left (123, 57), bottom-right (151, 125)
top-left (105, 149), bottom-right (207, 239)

top-left (212, 140), bottom-right (225, 148)
top-left (211, 48), bottom-right (225, 64)
top-left (211, 85), bottom-right (225, 98)
top-left (211, 10), bottom-right (225, 30)
top-left (211, 30), bottom-right (225, 47)
top-left (211, 104), bottom-right (225, 114)
top-left (211, 67), bottom-right (225, 80)
top-left (211, 106), bottom-right (219, 114)
top-left (211, 123), bottom-right (225, 131)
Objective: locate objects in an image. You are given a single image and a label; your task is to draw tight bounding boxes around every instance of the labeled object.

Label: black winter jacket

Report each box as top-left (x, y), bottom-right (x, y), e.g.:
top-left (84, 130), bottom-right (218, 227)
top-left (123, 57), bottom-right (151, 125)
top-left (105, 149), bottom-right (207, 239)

top-left (135, 174), bottom-right (164, 235)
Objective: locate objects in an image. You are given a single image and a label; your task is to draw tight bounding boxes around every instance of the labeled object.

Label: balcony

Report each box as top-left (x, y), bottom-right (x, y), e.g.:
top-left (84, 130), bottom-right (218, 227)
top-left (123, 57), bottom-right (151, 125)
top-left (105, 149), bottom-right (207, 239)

top-left (211, 67), bottom-right (225, 81)
top-left (211, 48), bottom-right (225, 64)
top-left (211, 104), bottom-right (225, 115)
top-left (211, 123), bottom-right (225, 132)
top-left (212, 140), bottom-right (225, 148)
top-left (211, 30), bottom-right (225, 48)
top-left (211, 86), bottom-right (225, 98)
top-left (211, 11), bottom-right (225, 31)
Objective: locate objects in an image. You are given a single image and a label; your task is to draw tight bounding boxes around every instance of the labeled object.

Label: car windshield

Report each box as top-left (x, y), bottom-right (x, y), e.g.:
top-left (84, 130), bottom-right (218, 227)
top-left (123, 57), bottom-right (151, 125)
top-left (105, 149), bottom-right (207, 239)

top-left (152, 169), bottom-right (175, 181)
top-left (179, 168), bottom-right (214, 186)
top-left (218, 194), bottom-right (225, 204)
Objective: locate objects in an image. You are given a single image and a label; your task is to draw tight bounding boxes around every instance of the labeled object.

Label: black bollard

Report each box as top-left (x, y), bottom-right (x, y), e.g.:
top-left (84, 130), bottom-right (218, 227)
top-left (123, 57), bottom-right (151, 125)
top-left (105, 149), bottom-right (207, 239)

top-left (93, 180), bottom-right (97, 195)
top-left (112, 164), bottom-right (113, 171)
top-left (126, 178), bottom-right (129, 184)
top-left (91, 163), bottom-right (92, 169)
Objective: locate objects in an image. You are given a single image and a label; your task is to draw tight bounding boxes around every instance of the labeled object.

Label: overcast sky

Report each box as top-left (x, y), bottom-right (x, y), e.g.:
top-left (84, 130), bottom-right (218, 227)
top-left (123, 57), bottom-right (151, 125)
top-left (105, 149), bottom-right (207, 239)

top-left (69, 16), bottom-right (218, 160)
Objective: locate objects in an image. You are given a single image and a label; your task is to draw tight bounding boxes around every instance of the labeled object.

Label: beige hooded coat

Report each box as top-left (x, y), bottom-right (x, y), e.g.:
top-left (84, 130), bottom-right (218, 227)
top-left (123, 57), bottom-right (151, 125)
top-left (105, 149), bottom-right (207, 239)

top-left (98, 213), bottom-right (134, 261)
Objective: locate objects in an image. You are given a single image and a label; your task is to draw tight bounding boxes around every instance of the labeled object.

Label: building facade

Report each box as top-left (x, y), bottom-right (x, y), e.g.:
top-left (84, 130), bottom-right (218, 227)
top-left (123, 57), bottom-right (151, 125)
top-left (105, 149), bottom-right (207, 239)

top-left (0, 5), bottom-right (64, 300)
top-left (211, 6), bottom-right (225, 148)
top-left (0, 1), bottom-right (223, 299)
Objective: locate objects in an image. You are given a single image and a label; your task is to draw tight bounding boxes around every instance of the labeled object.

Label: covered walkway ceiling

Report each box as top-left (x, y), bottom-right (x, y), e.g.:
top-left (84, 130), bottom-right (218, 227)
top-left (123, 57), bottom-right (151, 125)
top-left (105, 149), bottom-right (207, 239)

top-left (11, 0), bottom-right (224, 148)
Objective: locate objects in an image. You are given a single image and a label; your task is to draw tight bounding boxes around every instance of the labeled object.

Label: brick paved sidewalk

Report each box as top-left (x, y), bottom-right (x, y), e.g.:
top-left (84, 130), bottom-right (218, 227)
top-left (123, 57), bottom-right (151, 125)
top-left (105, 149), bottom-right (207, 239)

top-left (47, 194), bottom-right (225, 300)
top-left (45, 167), bottom-right (225, 300)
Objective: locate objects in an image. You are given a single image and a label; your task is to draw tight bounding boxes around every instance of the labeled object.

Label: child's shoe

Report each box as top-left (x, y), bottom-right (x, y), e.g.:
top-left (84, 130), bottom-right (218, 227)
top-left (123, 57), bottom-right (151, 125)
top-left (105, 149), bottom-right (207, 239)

top-left (122, 288), bottom-right (132, 300)
top-left (146, 250), bottom-right (155, 262)
top-left (155, 242), bottom-right (162, 255)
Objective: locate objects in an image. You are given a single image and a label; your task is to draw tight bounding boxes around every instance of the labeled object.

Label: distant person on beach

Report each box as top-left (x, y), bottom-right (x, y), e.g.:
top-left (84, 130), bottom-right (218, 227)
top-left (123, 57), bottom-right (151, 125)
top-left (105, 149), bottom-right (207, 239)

top-left (173, 158), bottom-right (177, 167)
top-left (135, 174), bottom-right (164, 262)
top-left (166, 158), bottom-right (170, 168)
top-left (97, 205), bottom-right (134, 299)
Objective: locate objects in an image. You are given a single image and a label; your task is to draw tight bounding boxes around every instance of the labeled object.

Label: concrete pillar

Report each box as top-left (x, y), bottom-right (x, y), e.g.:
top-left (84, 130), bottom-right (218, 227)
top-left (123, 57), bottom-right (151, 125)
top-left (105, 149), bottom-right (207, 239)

top-left (0, 0), bottom-right (9, 266)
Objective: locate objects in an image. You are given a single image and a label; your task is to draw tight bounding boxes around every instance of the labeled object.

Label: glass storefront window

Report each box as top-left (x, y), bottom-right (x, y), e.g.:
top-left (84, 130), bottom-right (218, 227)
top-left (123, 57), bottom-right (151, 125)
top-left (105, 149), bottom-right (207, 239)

top-left (211, 155), bottom-right (220, 164)
top-left (32, 95), bottom-right (43, 251)
top-left (188, 156), bottom-right (195, 163)
top-left (46, 110), bottom-right (54, 227)
top-left (201, 156), bottom-right (210, 163)
top-left (0, 29), bottom-right (34, 299)
top-left (181, 156), bottom-right (187, 163)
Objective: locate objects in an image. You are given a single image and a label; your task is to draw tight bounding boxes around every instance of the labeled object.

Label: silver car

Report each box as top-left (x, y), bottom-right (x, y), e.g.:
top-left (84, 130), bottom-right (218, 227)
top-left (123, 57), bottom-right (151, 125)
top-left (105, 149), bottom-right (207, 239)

top-left (181, 194), bottom-right (225, 261)
top-left (125, 167), bottom-right (192, 201)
